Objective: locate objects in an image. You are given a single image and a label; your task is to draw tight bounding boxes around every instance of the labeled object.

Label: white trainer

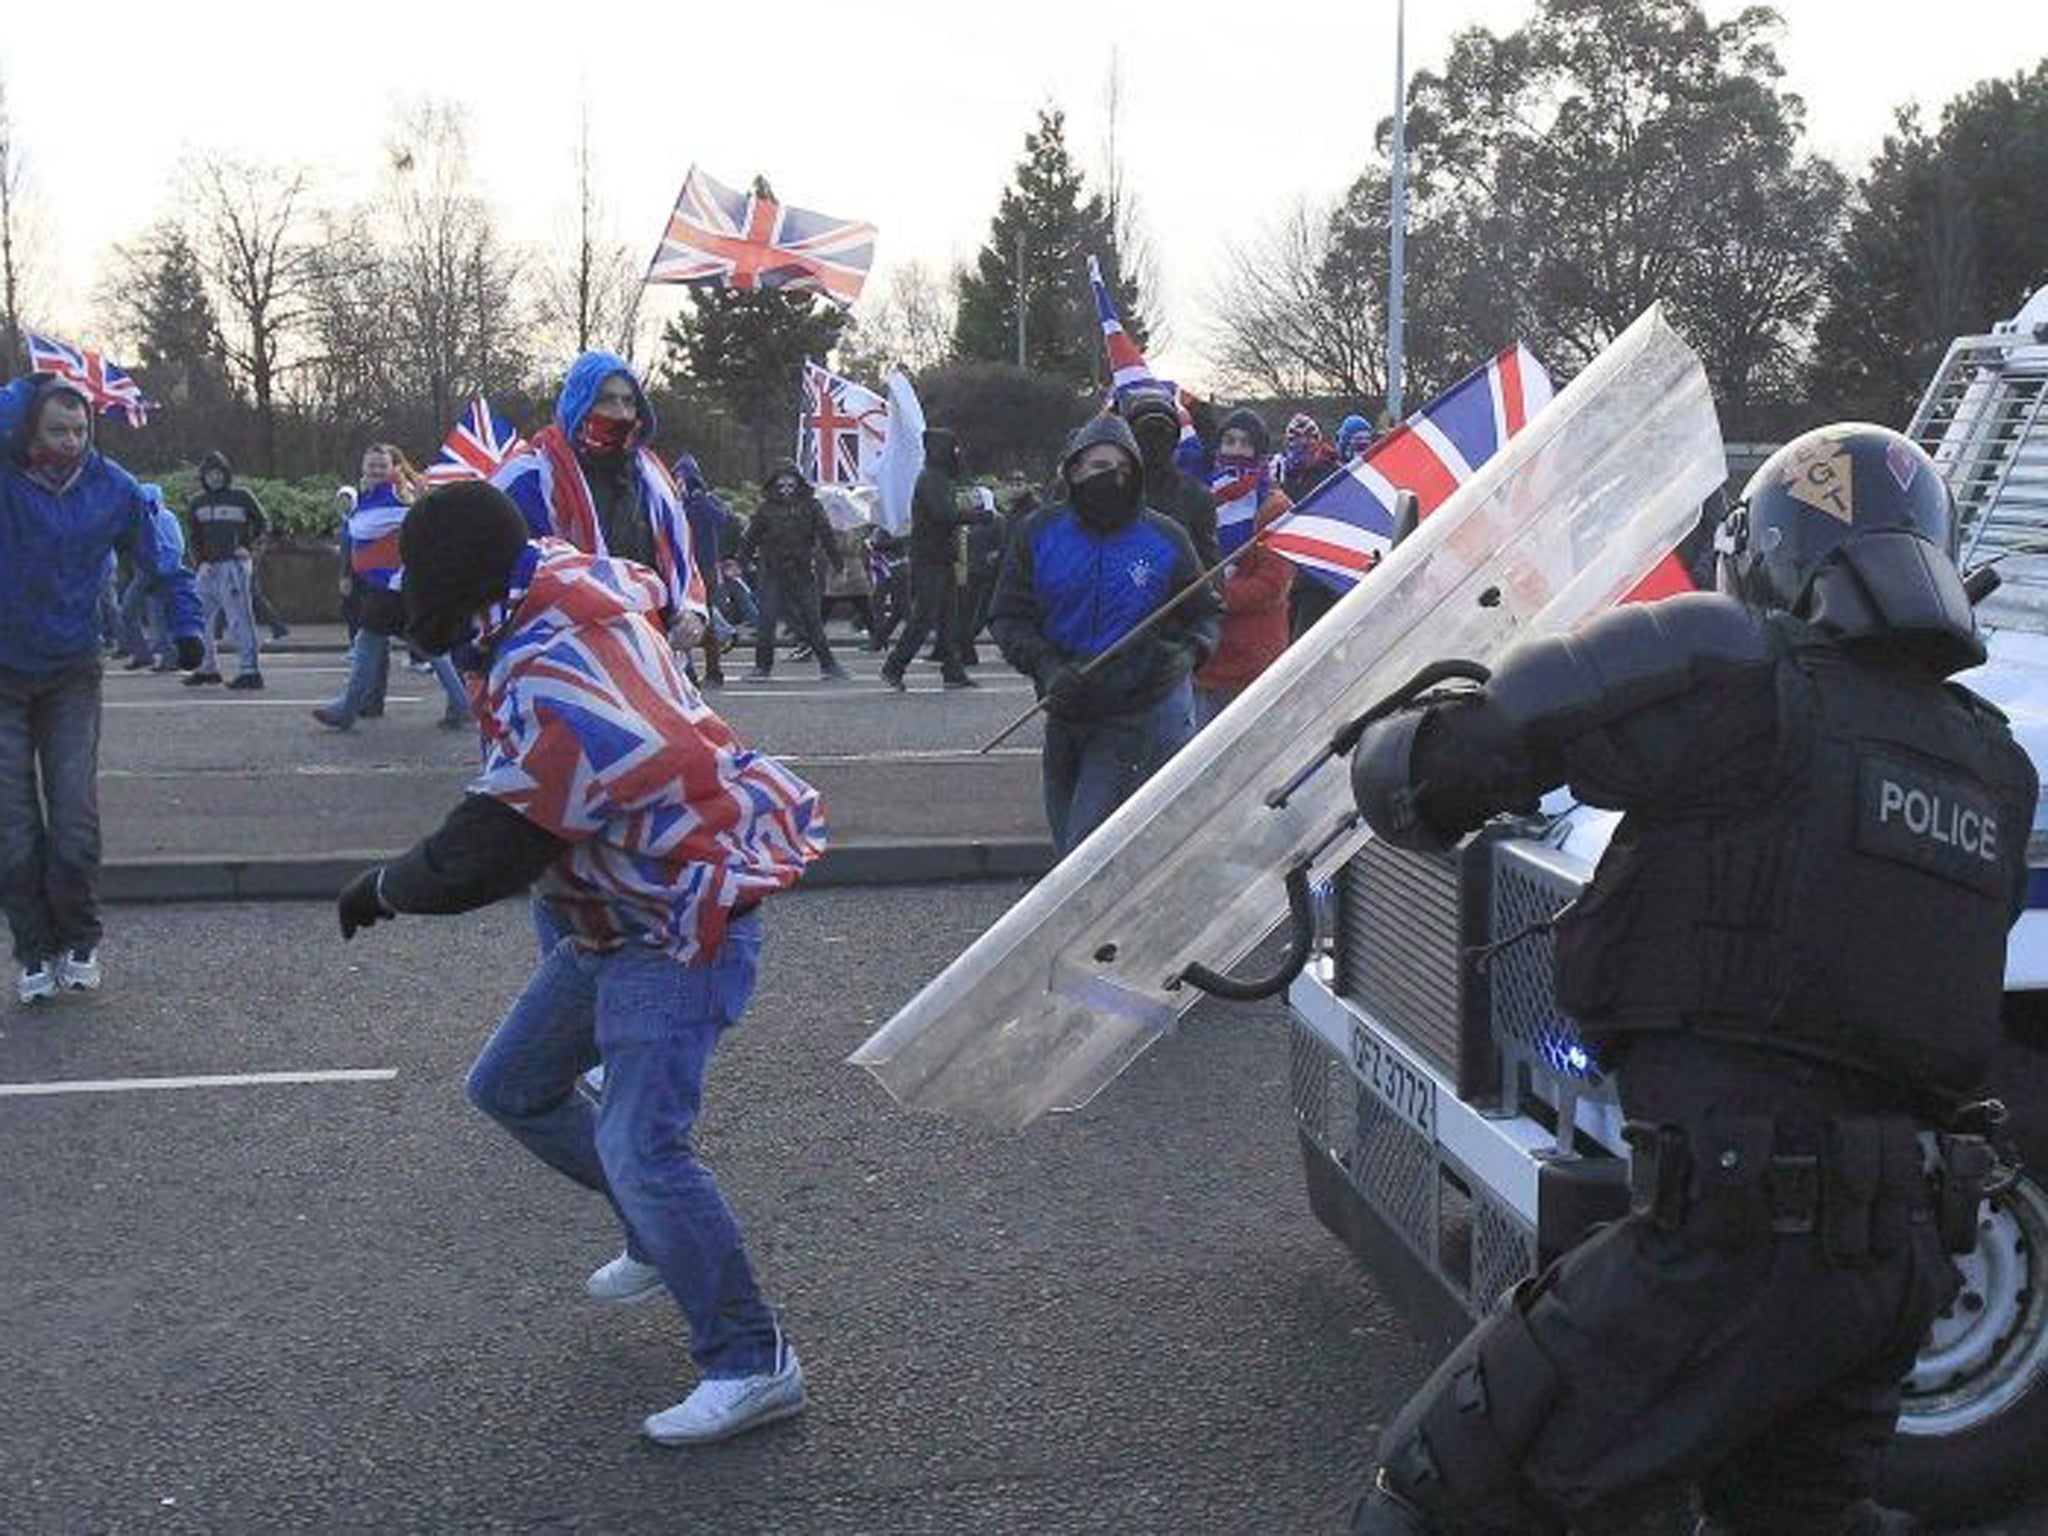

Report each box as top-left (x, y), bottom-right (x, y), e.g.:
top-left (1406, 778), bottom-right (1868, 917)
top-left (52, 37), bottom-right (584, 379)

top-left (17, 960), bottom-right (57, 1005)
top-left (642, 1339), bottom-right (806, 1446)
top-left (59, 947), bottom-right (102, 992)
top-left (585, 1251), bottom-right (665, 1305)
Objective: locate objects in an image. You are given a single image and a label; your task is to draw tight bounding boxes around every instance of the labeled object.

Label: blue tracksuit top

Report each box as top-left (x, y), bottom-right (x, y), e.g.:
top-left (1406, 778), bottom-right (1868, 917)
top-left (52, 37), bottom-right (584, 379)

top-left (0, 439), bottom-right (203, 673)
top-left (1026, 507), bottom-right (1194, 657)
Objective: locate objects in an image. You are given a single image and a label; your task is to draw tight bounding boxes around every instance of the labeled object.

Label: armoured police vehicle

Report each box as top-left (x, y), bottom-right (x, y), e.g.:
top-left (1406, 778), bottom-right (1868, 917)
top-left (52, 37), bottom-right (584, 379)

top-left (1284, 288), bottom-right (2048, 1521)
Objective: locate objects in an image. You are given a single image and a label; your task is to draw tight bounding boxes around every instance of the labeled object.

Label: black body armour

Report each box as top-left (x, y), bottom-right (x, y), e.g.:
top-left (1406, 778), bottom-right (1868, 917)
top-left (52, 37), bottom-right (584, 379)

top-left (1555, 620), bottom-right (2034, 1099)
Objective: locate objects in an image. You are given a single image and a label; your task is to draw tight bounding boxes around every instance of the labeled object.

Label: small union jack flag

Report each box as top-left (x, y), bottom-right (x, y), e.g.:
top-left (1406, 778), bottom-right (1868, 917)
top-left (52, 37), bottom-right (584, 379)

top-left (648, 166), bottom-right (877, 307)
top-left (798, 360), bottom-right (887, 486)
top-left (423, 396), bottom-right (526, 485)
top-left (25, 332), bottom-right (150, 427)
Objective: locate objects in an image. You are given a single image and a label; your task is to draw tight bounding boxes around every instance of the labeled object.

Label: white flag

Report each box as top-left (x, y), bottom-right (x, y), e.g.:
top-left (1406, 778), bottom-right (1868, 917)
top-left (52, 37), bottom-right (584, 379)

top-left (872, 370), bottom-right (926, 536)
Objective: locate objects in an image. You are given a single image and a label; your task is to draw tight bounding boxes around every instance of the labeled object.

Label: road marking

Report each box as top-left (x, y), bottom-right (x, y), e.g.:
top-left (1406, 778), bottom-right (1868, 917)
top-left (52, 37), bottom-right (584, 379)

top-left (0, 1068), bottom-right (399, 1098)
top-left (102, 697), bottom-right (428, 710)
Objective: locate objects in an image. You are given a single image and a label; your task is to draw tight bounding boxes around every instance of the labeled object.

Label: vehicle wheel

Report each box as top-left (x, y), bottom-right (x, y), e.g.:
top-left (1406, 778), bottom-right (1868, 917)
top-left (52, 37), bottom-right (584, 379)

top-left (1883, 1170), bottom-right (2048, 1518)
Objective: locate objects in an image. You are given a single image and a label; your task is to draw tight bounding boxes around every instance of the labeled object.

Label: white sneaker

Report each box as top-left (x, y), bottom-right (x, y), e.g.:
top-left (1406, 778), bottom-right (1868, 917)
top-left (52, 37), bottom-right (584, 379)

top-left (586, 1251), bottom-right (665, 1305)
top-left (59, 947), bottom-right (102, 992)
top-left (642, 1339), bottom-right (806, 1445)
top-left (17, 960), bottom-right (57, 1005)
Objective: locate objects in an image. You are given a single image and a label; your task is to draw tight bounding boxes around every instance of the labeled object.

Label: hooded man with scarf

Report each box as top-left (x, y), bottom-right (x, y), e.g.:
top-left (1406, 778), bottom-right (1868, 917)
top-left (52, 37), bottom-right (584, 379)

top-left (184, 448), bottom-right (270, 690)
top-left (336, 480), bottom-right (824, 1448)
top-left (737, 461), bottom-right (847, 682)
top-left (1196, 408), bottom-right (1294, 727)
top-left (990, 416), bottom-right (1221, 854)
top-left (0, 375), bottom-right (203, 1004)
top-left (493, 352), bottom-right (707, 648)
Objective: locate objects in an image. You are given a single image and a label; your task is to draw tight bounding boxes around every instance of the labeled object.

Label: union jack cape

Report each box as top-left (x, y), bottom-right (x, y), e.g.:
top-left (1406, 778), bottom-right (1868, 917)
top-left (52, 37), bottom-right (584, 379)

top-left (25, 332), bottom-right (150, 427)
top-left (797, 360), bottom-right (888, 486)
top-left (648, 166), bottom-right (876, 306)
top-left (491, 428), bottom-right (707, 624)
top-left (343, 482), bottom-right (409, 589)
top-left (469, 540), bottom-right (825, 963)
top-left (424, 396), bottom-right (526, 485)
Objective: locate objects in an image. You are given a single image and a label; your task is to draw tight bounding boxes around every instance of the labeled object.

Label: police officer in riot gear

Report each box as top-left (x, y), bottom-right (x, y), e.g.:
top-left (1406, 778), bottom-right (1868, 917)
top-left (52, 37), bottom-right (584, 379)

top-left (1347, 424), bottom-right (2038, 1535)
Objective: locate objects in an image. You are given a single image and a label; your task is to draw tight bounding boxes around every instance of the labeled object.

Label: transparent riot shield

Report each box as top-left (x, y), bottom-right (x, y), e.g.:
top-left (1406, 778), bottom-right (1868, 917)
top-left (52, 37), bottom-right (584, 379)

top-left (850, 307), bottom-right (1726, 1128)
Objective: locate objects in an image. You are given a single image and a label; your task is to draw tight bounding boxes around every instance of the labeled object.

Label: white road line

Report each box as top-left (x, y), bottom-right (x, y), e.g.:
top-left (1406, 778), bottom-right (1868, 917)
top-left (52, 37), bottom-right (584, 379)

top-left (0, 1068), bottom-right (399, 1098)
top-left (102, 697), bottom-right (427, 710)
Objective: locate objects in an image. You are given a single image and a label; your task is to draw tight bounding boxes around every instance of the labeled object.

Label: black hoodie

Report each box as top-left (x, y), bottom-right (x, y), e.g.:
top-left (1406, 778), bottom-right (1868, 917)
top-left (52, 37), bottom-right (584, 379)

top-left (907, 428), bottom-right (989, 566)
top-left (739, 461), bottom-right (842, 578)
top-left (187, 449), bottom-right (268, 563)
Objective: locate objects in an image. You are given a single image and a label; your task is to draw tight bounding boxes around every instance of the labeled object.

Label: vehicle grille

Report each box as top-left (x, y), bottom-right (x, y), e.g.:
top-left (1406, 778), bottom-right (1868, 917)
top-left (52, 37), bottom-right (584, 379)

top-left (1488, 843), bottom-right (1605, 1088)
top-left (1337, 840), bottom-right (1462, 1077)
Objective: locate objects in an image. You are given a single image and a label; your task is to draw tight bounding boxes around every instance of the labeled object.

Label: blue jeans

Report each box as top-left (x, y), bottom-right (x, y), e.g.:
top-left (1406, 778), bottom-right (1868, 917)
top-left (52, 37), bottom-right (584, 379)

top-left (1042, 678), bottom-right (1195, 855)
top-left (325, 628), bottom-right (468, 726)
top-left (0, 661), bottom-right (104, 963)
top-left (464, 920), bottom-right (779, 1377)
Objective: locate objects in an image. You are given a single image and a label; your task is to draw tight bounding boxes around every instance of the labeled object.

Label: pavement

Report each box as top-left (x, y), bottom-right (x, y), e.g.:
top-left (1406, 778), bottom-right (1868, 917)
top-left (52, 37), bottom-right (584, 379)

top-left (99, 626), bottom-right (1056, 898)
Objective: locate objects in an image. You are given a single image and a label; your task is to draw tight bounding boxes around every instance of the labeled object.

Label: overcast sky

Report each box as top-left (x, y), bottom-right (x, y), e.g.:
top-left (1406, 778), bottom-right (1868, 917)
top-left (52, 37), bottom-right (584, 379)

top-left (7, 0), bottom-right (2046, 386)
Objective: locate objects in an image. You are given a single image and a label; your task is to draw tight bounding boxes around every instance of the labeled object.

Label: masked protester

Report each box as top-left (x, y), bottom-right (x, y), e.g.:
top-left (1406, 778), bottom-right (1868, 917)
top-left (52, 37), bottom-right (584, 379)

top-left (1347, 426), bottom-right (2037, 1536)
top-left (989, 417), bottom-right (1221, 854)
top-left (672, 453), bottom-right (735, 688)
top-left (493, 352), bottom-right (709, 654)
top-left (1115, 384), bottom-right (1221, 570)
top-left (1195, 408), bottom-right (1294, 727)
top-left (184, 448), bottom-right (270, 690)
top-left (738, 462), bottom-right (848, 682)
top-left (0, 376), bottom-right (204, 1004)
top-left (336, 481), bottom-right (824, 1447)
top-left (882, 427), bottom-right (990, 690)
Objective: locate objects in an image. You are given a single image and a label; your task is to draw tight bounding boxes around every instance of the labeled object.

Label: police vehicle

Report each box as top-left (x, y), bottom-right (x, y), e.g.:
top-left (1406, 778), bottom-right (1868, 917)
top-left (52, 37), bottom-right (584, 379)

top-left (1284, 287), bottom-right (2048, 1522)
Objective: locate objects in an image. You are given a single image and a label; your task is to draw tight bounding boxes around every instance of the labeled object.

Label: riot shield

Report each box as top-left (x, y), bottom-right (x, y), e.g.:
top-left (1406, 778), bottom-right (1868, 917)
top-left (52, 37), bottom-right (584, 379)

top-left (850, 307), bottom-right (1725, 1128)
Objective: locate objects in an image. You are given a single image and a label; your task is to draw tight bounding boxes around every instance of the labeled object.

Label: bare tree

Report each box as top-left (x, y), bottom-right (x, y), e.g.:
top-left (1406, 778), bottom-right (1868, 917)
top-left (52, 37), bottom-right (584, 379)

top-left (382, 100), bottom-right (527, 431)
top-left (842, 259), bottom-right (957, 377)
top-left (186, 152), bottom-right (320, 471)
top-left (1205, 198), bottom-right (1385, 399)
top-left (0, 72), bottom-right (45, 369)
top-left (534, 97), bottom-right (644, 364)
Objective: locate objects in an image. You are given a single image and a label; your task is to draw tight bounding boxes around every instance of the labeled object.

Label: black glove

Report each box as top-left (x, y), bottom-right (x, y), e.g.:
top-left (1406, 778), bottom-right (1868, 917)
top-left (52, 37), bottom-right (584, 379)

top-left (337, 868), bottom-right (394, 940)
top-left (174, 635), bottom-right (205, 671)
top-left (1038, 658), bottom-right (1085, 702)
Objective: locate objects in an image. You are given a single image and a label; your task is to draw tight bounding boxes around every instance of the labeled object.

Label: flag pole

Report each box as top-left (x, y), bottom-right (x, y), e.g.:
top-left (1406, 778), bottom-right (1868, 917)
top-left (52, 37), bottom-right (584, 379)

top-left (1387, 0), bottom-right (1409, 423)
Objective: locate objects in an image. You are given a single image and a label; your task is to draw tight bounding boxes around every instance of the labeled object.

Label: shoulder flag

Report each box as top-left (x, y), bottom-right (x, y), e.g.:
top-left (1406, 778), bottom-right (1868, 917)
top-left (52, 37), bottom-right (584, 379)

top-left (1266, 345), bottom-right (1554, 592)
top-left (649, 166), bottom-right (876, 307)
top-left (26, 333), bottom-right (150, 427)
top-left (424, 396), bottom-right (526, 485)
top-left (797, 360), bottom-right (889, 486)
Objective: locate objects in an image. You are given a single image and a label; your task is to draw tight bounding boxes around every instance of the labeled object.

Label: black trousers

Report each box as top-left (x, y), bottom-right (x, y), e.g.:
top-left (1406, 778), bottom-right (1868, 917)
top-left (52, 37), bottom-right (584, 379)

top-left (884, 562), bottom-right (968, 682)
top-left (1373, 1038), bottom-right (1959, 1533)
top-left (753, 567), bottom-right (837, 673)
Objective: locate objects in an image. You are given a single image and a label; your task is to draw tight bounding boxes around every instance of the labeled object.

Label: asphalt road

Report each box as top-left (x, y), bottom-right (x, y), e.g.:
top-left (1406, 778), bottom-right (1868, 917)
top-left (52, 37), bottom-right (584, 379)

top-left (0, 886), bottom-right (1397, 1535)
top-left (9, 891), bottom-right (2048, 1533)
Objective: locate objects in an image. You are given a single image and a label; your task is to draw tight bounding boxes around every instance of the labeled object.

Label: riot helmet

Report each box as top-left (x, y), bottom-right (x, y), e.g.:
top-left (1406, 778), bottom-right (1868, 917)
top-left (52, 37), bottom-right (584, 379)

top-left (1717, 424), bottom-right (1957, 614)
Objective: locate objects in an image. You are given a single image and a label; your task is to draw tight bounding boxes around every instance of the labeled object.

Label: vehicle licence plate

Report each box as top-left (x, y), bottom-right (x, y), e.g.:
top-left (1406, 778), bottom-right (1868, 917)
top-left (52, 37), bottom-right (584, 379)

top-left (1351, 1022), bottom-right (1437, 1139)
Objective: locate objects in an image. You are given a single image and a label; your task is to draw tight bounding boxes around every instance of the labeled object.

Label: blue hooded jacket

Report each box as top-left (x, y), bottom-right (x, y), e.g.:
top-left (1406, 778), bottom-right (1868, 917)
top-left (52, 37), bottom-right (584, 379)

top-left (671, 452), bottom-right (732, 577)
top-left (1336, 412), bottom-right (1376, 457)
top-left (0, 377), bottom-right (202, 673)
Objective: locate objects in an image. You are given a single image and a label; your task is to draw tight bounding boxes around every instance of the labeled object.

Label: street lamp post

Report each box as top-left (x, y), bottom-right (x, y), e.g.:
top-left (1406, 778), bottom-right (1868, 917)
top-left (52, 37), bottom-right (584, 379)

top-left (1387, 0), bottom-right (1408, 423)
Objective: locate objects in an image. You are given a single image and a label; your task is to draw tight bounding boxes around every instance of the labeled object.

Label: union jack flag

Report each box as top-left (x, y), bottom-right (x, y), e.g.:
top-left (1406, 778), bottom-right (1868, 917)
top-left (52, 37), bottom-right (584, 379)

top-left (471, 540), bottom-right (825, 964)
top-left (1266, 345), bottom-right (1555, 592)
top-left (423, 396), bottom-right (526, 485)
top-left (797, 360), bottom-right (888, 486)
top-left (25, 332), bottom-right (150, 427)
top-left (1087, 255), bottom-right (1202, 471)
top-left (648, 166), bottom-right (877, 307)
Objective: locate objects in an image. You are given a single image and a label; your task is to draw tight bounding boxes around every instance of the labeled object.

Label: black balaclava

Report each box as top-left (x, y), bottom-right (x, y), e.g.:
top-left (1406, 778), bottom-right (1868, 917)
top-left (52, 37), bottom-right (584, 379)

top-left (1062, 417), bottom-right (1145, 533)
top-left (199, 449), bottom-right (232, 493)
top-left (398, 481), bottom-right (532, 655)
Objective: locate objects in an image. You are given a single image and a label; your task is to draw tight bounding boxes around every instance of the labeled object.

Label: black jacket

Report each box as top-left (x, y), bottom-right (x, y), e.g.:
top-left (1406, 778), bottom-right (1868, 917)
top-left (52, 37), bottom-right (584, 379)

top-left (741, 463), bottom-right (842, 579)
top-left (907, 429), bottom-right (989, 566)
top-left (187, 450), bottom-right (268, 563)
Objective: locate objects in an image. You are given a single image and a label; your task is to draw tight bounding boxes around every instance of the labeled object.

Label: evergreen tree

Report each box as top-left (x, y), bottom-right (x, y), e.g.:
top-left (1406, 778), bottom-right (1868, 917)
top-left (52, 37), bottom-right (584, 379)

top-left (953, 108), bottom-right (1141, 389)
top-left (110, 222), bottom-right (232, 412)
top-left (660, 243), bottom-right (850, 475)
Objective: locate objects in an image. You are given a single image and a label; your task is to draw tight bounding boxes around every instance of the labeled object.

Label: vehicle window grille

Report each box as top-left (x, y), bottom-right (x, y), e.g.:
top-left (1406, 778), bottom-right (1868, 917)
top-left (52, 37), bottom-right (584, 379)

top-left (1338, 839), bottom-right (1462, 1076)
top-left (1353, 1086), bottom-right (1435, 1256)
top-left (1473, 1193), bottom-right (1538, 1311)
top-left (1488, 847), bottom-right (1605, 1088)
